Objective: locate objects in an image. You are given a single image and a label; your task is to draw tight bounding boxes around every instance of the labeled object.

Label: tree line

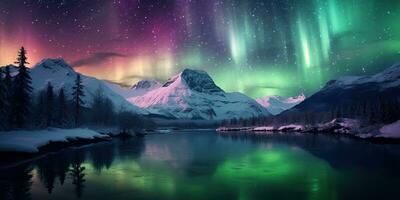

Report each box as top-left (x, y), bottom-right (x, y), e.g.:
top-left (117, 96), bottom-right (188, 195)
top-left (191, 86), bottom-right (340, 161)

top-left (0, 47), bottom-right (153, 131)
top-left (221, 92), bottom-right (400, 128)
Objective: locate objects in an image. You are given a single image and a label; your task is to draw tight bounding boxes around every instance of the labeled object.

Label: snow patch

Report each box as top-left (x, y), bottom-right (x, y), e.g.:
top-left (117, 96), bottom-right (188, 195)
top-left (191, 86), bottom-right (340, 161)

top-left (278, 124), bottom-right (304, 131)
top-left (377, 120), bottom-right (400, 138)
top-left (252, 126), bottom-right (275, 131)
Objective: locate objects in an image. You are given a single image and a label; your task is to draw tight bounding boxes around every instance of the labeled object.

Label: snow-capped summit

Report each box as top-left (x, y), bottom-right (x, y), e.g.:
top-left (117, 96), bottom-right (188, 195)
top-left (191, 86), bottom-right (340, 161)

top-left (132, 79), bottom-right (161, 90)
top-left (105, 79), bottom-right (162, 98)
top-left (285, 93), bottom-right (306, 104)
top-left (162, 68), bottom-right (224, 95)
top-left (0, 64), bottom-right (19, 76)
top-left (128, 68), bottom-right (271, 120)
top-left (14, 58), bottom-right (145, 114)
top-left (34, 58), bottom-right (75, 73)
top-left (256, 94), bottom-right (305, 115)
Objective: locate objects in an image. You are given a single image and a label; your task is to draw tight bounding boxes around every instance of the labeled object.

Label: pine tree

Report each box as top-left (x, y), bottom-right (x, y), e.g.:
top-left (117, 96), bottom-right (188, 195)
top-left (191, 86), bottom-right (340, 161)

top-left (45, 82), bottom-right (54, 127)
top-left (4, 66), bottom-right (12, 90)
top-left (102, 98), bottom-right (114, 125)
top-left (12, 47), bottom-right (33, 128)
top-left (35, 91), bottom-right (46, 127)
top-left (70, 153), bottom-right (86, 199)
top-left (91, 87), bottom-right (104, 125)
top-left (72, 74), bottom-right (85, 127)
top-left (57, 87), bottom-right (68, 126)
top-left (0, 70), bottom-right (7, 130)
top-left (91, 87), bottom-right (114, 126)
top-left (3, 66), bottom-right (13, 126)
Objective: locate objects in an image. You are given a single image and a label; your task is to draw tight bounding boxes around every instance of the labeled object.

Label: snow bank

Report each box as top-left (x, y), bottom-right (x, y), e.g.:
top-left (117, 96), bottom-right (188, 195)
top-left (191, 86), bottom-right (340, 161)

top-left (377, 120), bottom-right (400, 139)
top-left (216, 119), bottom-right (400, 141)
top-left (0, 128), bottom-right (109, 153)
top-left (252, 126), bottom-right (275, 131)
top-left (278, 124), bottom-right (304, 131)
top-left (217, 125), bottom-right (304, 132)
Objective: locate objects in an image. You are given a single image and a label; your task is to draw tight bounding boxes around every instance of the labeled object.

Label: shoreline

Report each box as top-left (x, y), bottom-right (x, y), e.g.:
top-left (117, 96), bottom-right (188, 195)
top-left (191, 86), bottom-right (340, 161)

top-left (2, 125), bottom-right (399, 168)
top-left (0, 128), bottom-right (147, 168)
top-left (217, 129), bottom-right (400, 144)
top-left (0, 135), bottom-right (112, 168)
top-left (216, 119), bottom-right (400, 143)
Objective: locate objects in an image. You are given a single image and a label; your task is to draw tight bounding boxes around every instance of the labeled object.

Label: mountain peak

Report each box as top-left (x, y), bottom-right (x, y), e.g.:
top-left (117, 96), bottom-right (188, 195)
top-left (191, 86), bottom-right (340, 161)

top-left (131, 79), bottom-right (161, 90)
top-left (163, 68), bottom-right (224, 94)
top-left (285, 93), bottom-right (306, 103)
top-left (256, 94), bottom-right (305, 115)
top-left (33, 58), bottom-right (75, 73)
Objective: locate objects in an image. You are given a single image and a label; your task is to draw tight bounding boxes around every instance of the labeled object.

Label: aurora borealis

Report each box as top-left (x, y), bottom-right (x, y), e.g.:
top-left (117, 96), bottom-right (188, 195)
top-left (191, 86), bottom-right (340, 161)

top-left (1, 0), bottom-right (400, 97)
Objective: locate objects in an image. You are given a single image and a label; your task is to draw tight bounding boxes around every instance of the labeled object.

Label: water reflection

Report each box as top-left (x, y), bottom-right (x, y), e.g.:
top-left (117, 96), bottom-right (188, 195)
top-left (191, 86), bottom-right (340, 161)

top-left (0, 131), bottom-right (400, 200)
top-left (0, 164), bottom-right (33, 200)
top-left (219, 132), bottom-right (400, 172)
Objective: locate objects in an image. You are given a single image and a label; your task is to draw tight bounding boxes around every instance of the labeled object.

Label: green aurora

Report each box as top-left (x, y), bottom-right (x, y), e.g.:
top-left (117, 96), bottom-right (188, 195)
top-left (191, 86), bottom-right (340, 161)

top-left (203, 0), bottom-right (400, 97)
top-left (1, 0), bottom-right (399, 98)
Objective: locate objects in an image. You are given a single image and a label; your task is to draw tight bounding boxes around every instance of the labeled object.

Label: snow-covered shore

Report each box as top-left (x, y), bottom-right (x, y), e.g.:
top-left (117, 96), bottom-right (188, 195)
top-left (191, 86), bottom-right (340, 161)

top-left (217, 119), bottom-right (400, 140)
top-left (0, 128), bottom-right (111, 153)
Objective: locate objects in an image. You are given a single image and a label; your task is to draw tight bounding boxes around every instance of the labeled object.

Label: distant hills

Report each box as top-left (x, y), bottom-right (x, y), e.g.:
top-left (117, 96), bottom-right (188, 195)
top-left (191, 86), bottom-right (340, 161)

top-left (275, 63), bottom-right (400, 124)
top-left (256, 94), bottom-right (305, 115)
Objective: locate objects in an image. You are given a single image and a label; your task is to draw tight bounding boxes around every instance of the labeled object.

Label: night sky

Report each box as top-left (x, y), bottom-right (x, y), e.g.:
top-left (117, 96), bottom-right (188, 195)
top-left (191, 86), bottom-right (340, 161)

top-left (1, 0), bottom-right (400, 97)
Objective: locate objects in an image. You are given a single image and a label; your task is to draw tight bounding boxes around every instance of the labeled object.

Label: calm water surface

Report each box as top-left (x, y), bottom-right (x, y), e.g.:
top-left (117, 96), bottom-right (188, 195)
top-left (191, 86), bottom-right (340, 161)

top-left (1, 130), bottom-right (400, 200)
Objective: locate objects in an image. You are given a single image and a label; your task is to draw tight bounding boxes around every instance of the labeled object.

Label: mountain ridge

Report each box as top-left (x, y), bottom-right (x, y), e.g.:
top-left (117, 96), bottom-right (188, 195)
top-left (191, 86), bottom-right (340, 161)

top-left (277, 63), bottom-right (400, 124)
top-left (1, 58), bottom-right (146, 114)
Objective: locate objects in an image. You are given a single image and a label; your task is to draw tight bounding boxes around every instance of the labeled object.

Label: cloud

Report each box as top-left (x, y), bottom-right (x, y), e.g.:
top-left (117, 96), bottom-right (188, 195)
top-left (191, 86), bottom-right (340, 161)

top-left (71, 52), bottom-right (126, 67)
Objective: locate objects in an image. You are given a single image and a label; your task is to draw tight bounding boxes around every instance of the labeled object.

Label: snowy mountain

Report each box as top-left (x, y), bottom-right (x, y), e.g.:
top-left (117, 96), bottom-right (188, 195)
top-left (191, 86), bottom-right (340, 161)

top-left (2, 58), bottom-right (145, 114)
top-left (0, 64), bottom-right (19, 75)
top-left (105, 79), bottom-right (161, 98)
top-left (127, 69), bottom-right (271, 120)
top-left (256, 94), bottom-right (305, 115)
top-left (132, 79), bottom-right (161, 91)
top-left (279, 63), bottom-right (400, 122)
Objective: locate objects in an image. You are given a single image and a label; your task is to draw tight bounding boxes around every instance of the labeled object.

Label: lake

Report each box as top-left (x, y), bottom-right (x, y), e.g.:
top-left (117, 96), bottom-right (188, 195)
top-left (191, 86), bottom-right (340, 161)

top-left (1, 130), bottom-right (400, 200)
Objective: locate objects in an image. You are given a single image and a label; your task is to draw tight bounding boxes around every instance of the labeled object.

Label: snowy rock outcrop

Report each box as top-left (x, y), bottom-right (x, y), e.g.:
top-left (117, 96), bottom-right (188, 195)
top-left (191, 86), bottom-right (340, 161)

top-left (316, 118), bottom-right (361, 134)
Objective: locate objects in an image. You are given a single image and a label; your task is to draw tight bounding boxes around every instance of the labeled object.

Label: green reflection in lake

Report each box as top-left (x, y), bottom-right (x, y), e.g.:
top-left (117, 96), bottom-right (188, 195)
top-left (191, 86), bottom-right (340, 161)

top-left (213, 148), bottom-right (336, 200)
top-left (49, 146), bottom-right (336, 200)
top-left (3, 131), bottom-right (400, 200)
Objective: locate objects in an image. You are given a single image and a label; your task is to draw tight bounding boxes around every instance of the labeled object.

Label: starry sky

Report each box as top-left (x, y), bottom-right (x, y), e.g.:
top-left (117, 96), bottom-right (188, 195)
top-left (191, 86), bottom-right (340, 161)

top-left (1, 0), bottom-right (400, 98)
